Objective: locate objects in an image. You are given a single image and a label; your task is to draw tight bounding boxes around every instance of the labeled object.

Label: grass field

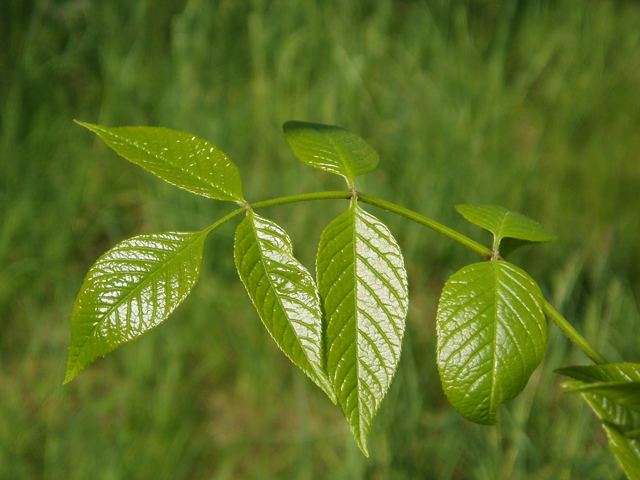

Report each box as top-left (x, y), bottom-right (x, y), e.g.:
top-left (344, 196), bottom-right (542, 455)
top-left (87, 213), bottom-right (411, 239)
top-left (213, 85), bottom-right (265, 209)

top-left (2, 0), bottom-right (640, 478)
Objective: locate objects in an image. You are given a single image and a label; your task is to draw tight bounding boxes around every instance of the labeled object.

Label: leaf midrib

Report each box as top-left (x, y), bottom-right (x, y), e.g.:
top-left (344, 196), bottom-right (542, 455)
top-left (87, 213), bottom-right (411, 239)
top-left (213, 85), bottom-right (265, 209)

top-left (249, 212), bottom-right (325, 385)
top-left (351, 201), bottom-right (363, 444)
top-left (316, 126), bottom-right (352, 186)
top-left (99, 126), bottom-right (235, 201)
top-left (70, 232), bottom-right (203, 376)
top-left (490, 260), bottom-right (499, 421)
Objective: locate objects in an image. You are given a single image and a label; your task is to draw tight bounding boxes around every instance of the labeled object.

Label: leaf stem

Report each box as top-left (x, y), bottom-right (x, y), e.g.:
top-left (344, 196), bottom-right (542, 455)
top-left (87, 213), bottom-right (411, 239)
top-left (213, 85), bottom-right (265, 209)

top-left (357, 193), bottom-right (493, 258)
top-left (250, 191), bottom-right (354, 210)
top-left (204, 208), bottom-right (246, 234)
top-left (214, 193), bottom-right (608, 366)
top-left (250, 190), bottom-right (492, 257)
top-left (543, 301), bottom-right (608, 365)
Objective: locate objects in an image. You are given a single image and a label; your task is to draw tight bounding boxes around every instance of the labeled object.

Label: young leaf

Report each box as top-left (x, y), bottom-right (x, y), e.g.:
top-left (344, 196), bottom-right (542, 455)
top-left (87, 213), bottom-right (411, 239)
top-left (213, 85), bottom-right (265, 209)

top-left (76, 121), bottom-right (245, 203)
top-left (455, 204), bottom-right (558, 257)
top-left (316, 200), bottom-right (408, 456)
top-left (282, 121), bottom-right (379, 188)
top-left (65, 231), bottom-right (208, 384)
top-left (436, 260), bottom-right (547, 425)
top-left (557, 364), bottom-right (640, 480)
top-left (234, 210), bottom-right (336, 403)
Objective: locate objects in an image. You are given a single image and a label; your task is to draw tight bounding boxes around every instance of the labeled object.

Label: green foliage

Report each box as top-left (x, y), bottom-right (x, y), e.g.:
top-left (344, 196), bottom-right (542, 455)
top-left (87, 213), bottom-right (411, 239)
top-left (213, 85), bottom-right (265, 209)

top-left (436, 260), bottom-right (547, 424)
top-left (283, 121), bottom-right (379, 189)
top-left (234, 210), bottom-right (336, 403)
top-left (64, 231), bottom-right (208, 384)
top-left (76, 122), bottom-right (245, 203)
top-left (6, 1), bottom-right (640, 477)
top-left (456, 204), bottom-right (559, 257)
top-left (558, 364), bottom-right (640, 480)
top-left (64, 119), bottom-right (640, 479)
top-left (316, 200), bottom-right (408, 456)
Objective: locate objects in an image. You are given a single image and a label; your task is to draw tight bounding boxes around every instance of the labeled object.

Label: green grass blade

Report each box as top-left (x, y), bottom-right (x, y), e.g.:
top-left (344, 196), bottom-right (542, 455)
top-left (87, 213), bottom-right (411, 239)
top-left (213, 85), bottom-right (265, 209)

top-left (455, 204), bottom-right (558, 257)
top-left (64, 231), bottom-right (208, 384)
top-left (233, 211), bottom-right (336, 403)
top-left (76, 121), bottom-right (245, 203)
top-left (316, 200), bottom-right (408, 456)
top-left (283, 121), bottom-right (379, 188)
top-left (437, 260), bottom-right (547, 424)
top-left (558, 364), bottom-right (640, 480)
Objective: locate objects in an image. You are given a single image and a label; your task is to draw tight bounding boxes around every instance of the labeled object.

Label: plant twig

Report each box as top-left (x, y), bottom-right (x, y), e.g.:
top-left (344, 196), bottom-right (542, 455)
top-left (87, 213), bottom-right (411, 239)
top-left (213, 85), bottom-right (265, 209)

top-left (544, 301), bottom-right (608, 365)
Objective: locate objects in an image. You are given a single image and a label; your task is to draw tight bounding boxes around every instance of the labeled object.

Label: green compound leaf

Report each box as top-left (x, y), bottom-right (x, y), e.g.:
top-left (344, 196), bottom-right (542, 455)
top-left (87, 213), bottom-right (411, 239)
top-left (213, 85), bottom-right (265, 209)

top-left (455, 204), bottom-right (558, 257)
top-left (316, 200), bottom-right (408, 456)
top-left (283, 121), bottom-right (379, 188)
top-left (77, 121), bottom-right (244, 203)
top-left (65, 231), bottom-right (208, 384)
top-left (436, 260), bottom-right (547, 425)
top-left (234, 211), bottom-right (336, 403)
top-left (557, 364), bottom-right (640, 480)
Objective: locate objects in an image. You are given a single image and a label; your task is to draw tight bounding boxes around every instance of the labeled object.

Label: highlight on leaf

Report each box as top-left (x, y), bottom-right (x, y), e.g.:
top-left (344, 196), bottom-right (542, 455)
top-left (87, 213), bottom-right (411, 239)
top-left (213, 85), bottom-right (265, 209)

top-left (65, 231), bottom-right (208, 384)
top-left (234, 210), bottom-right (336, 403)
top-left (316, 199), bottom-right (408, 456)
top-left (283, 121), bottom-right (379, 188)
top-left (64, 120), bottom-right (630, 471)
top-left (436, 260), bottom-right (547, 425)
top-left (76, 121), bottom-right (245, 203)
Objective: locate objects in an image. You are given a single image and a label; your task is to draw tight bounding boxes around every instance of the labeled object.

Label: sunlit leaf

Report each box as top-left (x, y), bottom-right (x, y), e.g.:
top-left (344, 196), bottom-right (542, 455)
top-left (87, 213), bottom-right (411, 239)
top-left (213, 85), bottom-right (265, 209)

top-left (558, 364), bottom-right (640, 480)
top-left (77, 121), bottom-right (244, 202)
top-left (436, 260), bottom-right (547, 425)
top-left (316, 200), bottom-right (408, 456)
top-left (283, 121), bottom-right (379, 188)
top-left (455, 204), bottom-right (558, 257)
top-left (65, 231), bottom-right (207, 384)
top-left (234, 211), bottom-right (336, 403)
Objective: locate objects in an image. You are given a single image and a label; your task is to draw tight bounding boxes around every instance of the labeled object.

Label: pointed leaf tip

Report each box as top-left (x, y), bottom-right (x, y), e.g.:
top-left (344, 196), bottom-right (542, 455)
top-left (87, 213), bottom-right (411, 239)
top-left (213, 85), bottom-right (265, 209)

top-left (65, 231), bottom-right (208, 383)
top-left (234, 211), bottom-right (336, 403)
top-left (317, 201), bottom-right (408, 455)
top-left (283, 121), bottom-right (379, 187)
top-left (76, 121), bottom-right (244, 202)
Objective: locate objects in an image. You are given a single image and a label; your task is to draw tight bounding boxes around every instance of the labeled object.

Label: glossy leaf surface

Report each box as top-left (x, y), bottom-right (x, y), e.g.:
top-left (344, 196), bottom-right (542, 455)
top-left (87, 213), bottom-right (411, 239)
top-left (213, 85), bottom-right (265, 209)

top-left (283, 121), bottom-right (379, 188)
top-left (234, 211), bottom-right (336, 403)
top-left (317, 201), bottom-right (408, 456)
top-left (65, 231), bottom-right (207, 384)
top-left (77, 121), bottom-right (244, 202)
top-left (437, 260), bottom-right (547, 425)
top-left (558, 364), bottom-right (640, 480)
top-left (456, 204), bottom-right (558, 257)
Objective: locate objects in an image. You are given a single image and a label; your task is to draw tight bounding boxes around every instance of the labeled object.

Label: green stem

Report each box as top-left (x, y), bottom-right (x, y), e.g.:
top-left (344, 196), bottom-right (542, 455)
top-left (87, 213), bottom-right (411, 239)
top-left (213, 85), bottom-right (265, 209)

top-left (250, 190), bottom-right (492, 257)
top-left (204, 208), bottom-right (246, 234)
top-left (250, 191), bottom-right (354, 210)
top-left (215, 192), bottom-right (608, 365)
top-left (543, 301), bottom-right (608, 365)
top-left (357, 193), bottom-right (493, 258)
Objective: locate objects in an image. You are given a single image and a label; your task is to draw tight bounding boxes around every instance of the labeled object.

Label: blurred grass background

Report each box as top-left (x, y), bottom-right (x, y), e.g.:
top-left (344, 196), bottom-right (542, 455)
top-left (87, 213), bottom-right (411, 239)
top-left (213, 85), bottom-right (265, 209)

top-left (1, 0), bottom-right (640, 478)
